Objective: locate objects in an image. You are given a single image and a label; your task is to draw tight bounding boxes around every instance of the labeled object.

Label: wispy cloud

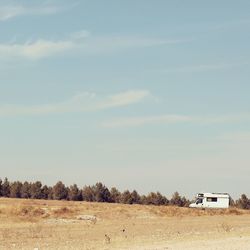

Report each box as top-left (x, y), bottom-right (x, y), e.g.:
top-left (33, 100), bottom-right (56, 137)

top-left (102, 115), bottom-right (191, 128)
top-left (0, 3), bottom-right (70, 21)
top-left (102, 113), bottom-right (250, 128)
top-left (0, 30), bottom-right (187, 60)
top-left (97, 90), bottom-right (151, 110)
top-left (195, 114), bottom-right (250, 124)
top-left (0, 40), bottom-right (75, 60)
top-left (0, 90), bottom-right (151, 117)
top-left (81, 36), bottom-right (185, 55)
top-left (160, 62), bottom-right (247, 74)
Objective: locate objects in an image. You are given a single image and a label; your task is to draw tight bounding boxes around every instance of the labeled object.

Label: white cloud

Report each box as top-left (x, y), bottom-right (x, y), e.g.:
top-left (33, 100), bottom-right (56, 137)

top-left (0, 40), bottom-right (75, 60)
top-left (0, 30), bottom-right (187, 60)
top-left (102, 113), bottom-right (250, 128)
top-left (0, 3), bottom-right (68, 21)
top-left (98, 90), bottom-right (150, 110)
top-left (0, 90), bottom-right (150, 117)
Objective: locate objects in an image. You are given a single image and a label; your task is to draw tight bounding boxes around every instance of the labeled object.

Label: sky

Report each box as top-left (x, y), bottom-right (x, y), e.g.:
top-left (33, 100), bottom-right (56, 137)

top-left (0, 0), bottom-right (250, 199)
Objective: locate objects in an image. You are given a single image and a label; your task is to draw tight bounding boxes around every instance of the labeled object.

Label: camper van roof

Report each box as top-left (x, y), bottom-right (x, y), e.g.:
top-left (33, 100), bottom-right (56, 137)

top-left (197, 192), bottom-right (229, 198)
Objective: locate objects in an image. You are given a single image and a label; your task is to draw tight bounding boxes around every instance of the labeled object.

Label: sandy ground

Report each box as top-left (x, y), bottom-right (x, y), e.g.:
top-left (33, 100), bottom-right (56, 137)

top-left (0, 198), bottom-right (250, 250)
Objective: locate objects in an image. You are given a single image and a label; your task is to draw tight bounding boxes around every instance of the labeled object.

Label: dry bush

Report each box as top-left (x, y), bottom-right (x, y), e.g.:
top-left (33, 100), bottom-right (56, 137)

top-left (110, 206), bottom-right (132, 219)
top-left (52, 206), bottom-right (77, 218)
top-left (9, 205), bottom-right (45, 220)
top-left (225, 208), bottom-right (244, 215)
top-left (218, 222), bottom-right (233, 232)
top-left (0, 203), bottom-right (51, 223)
top-left (146, 206), bottom-right (246, 218)
top-left (153, 206), bottom-right (205, 217)
top-left (202, 208), bottom-right (245, 216)
top-left (148, 206), bottom-right (187, 217)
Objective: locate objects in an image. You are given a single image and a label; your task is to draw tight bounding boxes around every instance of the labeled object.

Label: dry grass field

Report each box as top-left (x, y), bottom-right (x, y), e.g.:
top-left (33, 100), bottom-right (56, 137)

top-left (0, 198), bottom-right (250, 250)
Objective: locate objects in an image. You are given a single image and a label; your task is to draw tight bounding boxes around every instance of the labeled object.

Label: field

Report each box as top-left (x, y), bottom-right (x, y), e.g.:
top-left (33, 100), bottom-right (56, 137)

top-left (0, 198), bottom-right (250, 249)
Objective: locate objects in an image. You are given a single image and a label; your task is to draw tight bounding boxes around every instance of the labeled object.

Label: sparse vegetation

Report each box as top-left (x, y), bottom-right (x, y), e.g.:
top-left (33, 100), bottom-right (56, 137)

top-left (220, 222), bottom-right (233, 232)
top-left (0, 198), bottom-right (249, 249)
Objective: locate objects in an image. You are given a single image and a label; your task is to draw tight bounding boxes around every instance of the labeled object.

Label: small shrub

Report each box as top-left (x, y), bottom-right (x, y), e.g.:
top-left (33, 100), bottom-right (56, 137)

top-left (226, 208), bottom-right (243, 215)
top-left (9, 205), bottom-right (45, 218)
top-left (53, 206), bottom-right (75, 217)
top-left (220, 222), bottom-right (232, 232)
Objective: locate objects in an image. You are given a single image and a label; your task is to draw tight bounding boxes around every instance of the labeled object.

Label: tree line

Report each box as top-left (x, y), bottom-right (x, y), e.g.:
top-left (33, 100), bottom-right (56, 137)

top-left (0, 178), bottom-right (249, 209)
top-left (0, 177), bottom-right (189, 206)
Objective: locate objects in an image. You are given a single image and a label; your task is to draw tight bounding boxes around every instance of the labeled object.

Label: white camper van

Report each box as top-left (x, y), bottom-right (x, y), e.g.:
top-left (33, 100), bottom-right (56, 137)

top-left (189, 193), bottom-right (230, 209)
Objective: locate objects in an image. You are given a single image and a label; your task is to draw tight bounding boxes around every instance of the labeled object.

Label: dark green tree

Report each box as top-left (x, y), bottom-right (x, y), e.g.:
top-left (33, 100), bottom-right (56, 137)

top-left (52, 181), bottom-right (68, 200)
top-left (170, 192), bottom-right (184, 207)
top-left (68, 184), bottom-right (82, 201)
top-left (10, 181), bottom-right (23, 198)
top-left (47, 186), bottom-right (53, 200)
top-left (21, 181), bottom-right (31, 198)
top-left (30, 181), bottom-right (43, 199)
top-left (92, 182), bottom-right (111, 202)
top-left (236, 194), bottom-right (250, 209)
top-left (1, 178), bottom-right (10, 197)
top-left (140, 195), bottom-right (148, 205)
top-left (145, 192), bottom-right (169, 205)
top-left (130, 190), bottom-right (141, 204)
top-left (82, 185), bottom-right (94, 201)
top-left (120, 190), bottom-right (133, 204)
top-left (110, 187), bottom-right (121, 203)
top-left (41, 185), bottom-right (50, 199)
top-left (144, 192), bottom-right (162, 205)
top-left (181, 196), bottom-right (190, 207)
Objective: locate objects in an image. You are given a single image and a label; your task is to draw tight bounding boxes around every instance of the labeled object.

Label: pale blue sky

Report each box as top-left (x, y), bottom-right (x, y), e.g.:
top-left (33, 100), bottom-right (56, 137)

top-left (0, 0), bottom-right (250, 198)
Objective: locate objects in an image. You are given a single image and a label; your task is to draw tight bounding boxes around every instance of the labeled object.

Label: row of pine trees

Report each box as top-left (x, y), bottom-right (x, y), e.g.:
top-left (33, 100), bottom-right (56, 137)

top-left (0, 178), bottom-right (189, 206)
top-left (0, 178), bottom-right (249, 209)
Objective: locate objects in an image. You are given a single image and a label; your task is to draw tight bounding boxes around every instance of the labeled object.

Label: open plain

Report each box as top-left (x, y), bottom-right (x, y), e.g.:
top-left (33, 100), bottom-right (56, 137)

top-left (0, 198), bottom-right (250, 250)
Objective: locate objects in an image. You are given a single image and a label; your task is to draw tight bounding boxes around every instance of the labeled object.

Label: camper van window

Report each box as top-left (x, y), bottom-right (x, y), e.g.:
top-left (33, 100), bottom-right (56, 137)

top-left (196, 198), bottom-right (203, 204)
top-left (207, 197), bottom-right (217, 202)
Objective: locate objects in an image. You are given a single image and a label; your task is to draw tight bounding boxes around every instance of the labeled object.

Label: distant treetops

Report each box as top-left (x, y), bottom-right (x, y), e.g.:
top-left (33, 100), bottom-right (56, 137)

top-left (0, 178), bottom-right (249, 209)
